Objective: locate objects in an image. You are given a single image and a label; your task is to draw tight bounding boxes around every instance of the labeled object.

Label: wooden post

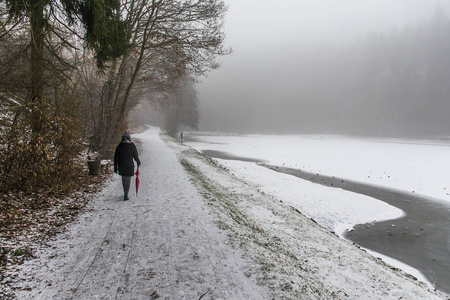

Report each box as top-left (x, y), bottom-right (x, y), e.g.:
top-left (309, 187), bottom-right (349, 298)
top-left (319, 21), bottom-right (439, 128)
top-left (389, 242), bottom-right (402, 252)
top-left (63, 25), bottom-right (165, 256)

top-left (180, 132), bottom-right (184, 145)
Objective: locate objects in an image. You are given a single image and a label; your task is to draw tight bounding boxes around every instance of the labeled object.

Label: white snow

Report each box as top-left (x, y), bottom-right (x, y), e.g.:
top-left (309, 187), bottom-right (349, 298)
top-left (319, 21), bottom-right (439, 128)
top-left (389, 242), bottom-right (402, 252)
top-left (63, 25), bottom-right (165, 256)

top-left (185, 134), bottom-right (450, 233)
top-left (9, 127), bottom-right (267, 299)
top-left (5, 127), bottom-right (447, 299)
top-left (186, 134), bottom-right (450, 203)
top-left (185, 133), bottom-right (450, 288)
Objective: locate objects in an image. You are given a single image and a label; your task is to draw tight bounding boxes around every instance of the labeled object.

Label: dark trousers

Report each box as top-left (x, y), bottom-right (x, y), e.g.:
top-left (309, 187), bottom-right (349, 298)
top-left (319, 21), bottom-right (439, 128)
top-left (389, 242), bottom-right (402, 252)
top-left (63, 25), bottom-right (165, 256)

top-left (122, 176), bottom-right (132, 197)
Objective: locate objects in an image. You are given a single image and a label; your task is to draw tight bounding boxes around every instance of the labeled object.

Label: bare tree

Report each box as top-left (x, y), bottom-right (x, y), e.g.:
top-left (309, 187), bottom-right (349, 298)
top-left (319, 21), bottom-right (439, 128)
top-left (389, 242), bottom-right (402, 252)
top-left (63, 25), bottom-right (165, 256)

top-left (91, 0), bottom-right (230, 154)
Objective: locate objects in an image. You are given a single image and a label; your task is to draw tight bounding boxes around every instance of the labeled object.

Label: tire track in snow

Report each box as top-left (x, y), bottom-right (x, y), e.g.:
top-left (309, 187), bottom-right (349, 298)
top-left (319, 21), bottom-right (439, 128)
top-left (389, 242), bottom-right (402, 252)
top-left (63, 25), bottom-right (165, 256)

top-left (114, 207), bottom-right (139, 300)
top-left (72, 206), bottom-right (120, 296)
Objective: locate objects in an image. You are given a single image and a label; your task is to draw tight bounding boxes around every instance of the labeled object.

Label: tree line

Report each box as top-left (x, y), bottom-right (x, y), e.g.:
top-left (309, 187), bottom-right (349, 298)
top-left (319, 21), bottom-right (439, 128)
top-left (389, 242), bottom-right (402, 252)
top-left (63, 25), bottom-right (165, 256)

top-left (0, 0), bottom-right (228, 192)
top-left (311, 9), bottom-right (450, 137)
top-left (208, 10), bottom-right (450, 138)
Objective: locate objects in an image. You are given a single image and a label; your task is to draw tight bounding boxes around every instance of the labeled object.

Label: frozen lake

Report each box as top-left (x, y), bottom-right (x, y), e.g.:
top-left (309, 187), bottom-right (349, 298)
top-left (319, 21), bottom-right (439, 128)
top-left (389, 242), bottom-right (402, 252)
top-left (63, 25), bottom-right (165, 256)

top-left (185, 133), bottom-right (450, 295)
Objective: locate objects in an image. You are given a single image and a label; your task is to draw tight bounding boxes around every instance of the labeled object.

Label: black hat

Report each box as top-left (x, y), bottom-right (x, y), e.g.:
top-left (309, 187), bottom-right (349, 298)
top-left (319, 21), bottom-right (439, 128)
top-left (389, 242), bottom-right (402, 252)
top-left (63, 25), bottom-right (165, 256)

top-left (122, 133), bottom-right (131, 141)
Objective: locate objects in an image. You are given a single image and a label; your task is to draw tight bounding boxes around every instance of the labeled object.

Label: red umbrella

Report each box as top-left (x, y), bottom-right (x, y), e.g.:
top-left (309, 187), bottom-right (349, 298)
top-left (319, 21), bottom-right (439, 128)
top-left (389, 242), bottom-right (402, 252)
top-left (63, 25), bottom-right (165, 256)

top-left (135, 169), bottom-right (140, 196)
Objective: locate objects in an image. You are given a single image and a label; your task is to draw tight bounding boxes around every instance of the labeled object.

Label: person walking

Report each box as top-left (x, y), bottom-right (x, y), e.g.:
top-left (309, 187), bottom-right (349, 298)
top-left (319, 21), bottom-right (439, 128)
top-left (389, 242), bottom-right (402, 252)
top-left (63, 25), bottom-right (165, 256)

top-left (114, 133), bottom-right (141, 200)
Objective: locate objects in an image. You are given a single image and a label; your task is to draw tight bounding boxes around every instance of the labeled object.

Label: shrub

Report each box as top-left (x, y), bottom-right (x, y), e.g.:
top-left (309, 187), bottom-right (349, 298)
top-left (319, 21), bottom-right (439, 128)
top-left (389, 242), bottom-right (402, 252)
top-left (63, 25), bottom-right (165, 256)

top-left (1, 101), bottom-right (83, 193)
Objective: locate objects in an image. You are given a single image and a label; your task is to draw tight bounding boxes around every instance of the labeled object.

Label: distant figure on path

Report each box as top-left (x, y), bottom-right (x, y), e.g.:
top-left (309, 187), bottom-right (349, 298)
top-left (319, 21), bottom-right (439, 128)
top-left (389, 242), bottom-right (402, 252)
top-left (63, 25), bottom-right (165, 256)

top-left (114, 133), bottom-right (141, 200)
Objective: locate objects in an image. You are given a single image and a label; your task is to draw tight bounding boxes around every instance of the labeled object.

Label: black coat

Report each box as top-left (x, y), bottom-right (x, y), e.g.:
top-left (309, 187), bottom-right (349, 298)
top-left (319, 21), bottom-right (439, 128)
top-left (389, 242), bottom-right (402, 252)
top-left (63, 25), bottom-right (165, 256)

top-left (114, 141), bottom-right (141, 176)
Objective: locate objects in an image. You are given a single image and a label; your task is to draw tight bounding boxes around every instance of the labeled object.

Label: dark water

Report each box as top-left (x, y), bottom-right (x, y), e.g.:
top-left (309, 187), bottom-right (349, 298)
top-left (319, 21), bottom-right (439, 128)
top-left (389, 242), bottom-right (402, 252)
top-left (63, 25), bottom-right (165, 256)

top-left (201, 150), bottom-right (268, 163)
top-left (200, 149), bottom-right (450, 295)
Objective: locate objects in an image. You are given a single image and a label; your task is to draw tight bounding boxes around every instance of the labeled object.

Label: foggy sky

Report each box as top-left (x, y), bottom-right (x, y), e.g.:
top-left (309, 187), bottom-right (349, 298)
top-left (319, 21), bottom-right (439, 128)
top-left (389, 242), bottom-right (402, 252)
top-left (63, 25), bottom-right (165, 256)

top-left (196, 0), bottom-right (450, 137)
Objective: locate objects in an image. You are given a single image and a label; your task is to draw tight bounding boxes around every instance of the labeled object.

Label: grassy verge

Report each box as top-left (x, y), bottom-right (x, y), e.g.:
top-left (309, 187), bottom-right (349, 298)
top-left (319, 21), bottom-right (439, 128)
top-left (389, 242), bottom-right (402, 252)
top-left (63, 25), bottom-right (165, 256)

top-left (178, 150), bottom-right (327, 299)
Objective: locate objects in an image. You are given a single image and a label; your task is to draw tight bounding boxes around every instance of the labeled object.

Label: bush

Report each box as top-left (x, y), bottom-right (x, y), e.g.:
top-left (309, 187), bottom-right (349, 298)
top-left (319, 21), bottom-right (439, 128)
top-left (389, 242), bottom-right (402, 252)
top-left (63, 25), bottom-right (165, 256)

top-left (1, 101), bottom-right (83, 193)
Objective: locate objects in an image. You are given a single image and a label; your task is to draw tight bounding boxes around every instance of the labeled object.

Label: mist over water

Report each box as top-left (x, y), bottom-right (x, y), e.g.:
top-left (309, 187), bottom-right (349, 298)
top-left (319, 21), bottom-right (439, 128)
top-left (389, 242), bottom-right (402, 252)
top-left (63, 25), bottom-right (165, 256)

top-left (197, 0), bottom-right (450, 138)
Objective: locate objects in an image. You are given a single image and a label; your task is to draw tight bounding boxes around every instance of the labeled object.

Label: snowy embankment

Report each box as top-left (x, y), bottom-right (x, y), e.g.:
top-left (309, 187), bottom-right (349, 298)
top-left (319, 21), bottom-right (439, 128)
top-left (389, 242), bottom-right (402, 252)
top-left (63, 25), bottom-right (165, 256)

top-left (185, 134), bottom-right (450, 233)
top-left (184, 133), bottom-right (450, 289)
top-left (174, 130), bottom-right (444, 299)
top-left (6, 127), bottom-right (446, 299)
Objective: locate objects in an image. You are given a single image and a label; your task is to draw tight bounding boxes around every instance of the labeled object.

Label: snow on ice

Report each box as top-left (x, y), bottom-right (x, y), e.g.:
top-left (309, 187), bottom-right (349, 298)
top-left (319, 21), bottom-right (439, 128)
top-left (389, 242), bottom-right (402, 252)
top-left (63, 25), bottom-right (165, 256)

top-left (185, 133), bottom-right (450, 290)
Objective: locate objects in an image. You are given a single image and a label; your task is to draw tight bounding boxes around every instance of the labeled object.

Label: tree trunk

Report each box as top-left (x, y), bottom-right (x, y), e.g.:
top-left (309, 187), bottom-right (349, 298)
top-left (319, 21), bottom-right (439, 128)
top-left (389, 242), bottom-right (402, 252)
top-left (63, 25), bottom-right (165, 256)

top-left (30, 0), bottom-right (46, 135)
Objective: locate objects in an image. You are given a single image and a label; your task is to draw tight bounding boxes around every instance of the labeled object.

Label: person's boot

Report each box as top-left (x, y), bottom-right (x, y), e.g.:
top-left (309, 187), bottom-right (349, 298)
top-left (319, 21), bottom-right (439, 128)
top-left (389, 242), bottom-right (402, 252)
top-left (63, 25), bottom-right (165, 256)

top-left (124, 194), bottom-right (129, 201)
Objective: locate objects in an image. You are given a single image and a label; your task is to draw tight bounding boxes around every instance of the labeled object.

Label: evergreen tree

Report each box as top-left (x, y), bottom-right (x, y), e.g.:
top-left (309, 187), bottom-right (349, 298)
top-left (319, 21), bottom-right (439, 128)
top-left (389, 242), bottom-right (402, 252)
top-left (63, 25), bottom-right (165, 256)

top-left (2, 0), bottom-right (129, 135)
top-left (0, 0), bottom-right (129, 191)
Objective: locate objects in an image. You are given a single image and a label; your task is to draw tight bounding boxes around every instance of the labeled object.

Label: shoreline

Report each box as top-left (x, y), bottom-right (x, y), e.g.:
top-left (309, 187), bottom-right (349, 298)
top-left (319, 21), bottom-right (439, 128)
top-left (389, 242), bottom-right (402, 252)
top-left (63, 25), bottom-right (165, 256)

top-left (262, 164), bottom-right (450, 295)
top-left (195, 148), bottom-right (450, 295)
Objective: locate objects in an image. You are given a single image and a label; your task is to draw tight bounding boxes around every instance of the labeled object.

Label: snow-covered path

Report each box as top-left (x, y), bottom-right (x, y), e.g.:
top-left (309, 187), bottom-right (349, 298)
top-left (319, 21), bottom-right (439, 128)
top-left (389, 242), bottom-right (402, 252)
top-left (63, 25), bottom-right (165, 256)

top-left (10, 127), bottom-right (447, 299)
top-left (14, 127), bottom-right (266, 299)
